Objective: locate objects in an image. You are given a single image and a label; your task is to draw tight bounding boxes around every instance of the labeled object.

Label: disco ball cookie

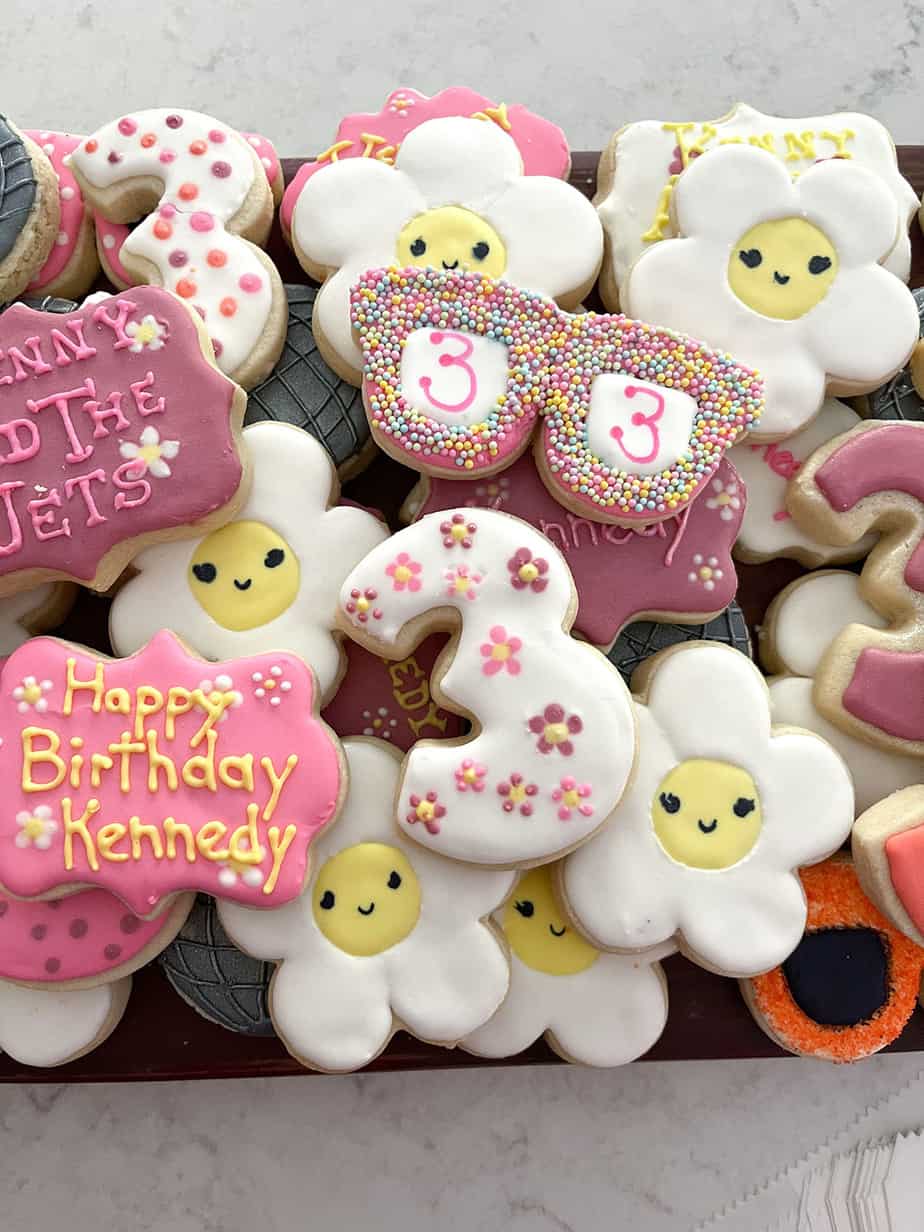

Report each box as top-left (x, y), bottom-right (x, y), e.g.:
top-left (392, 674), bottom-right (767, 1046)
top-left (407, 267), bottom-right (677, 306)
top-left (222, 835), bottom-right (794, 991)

top-left (158, 894), bottom-right (274, 1036)
top-left (462, 865), bottom-right (671, 1067)
top-left (244, 285), bottom-right (372, 479)
top-left (289, 96), bottom-right (599, 381)
top-left (109, 421), bottom-right (388, 702)
top-left (0, 113), bottom-right (60, 302)
top-left (625, 144), bottom-right (919, 441)
top-left (864, 288), bottom-right (924, 422)
top-left (69, 109), bottom-right (286, 389)
top-left (24, 131), bottom-right (99, 299)
top-left (606, 602), bottom-right (751, 684)
top-left (220, 738), bottom-right (514, 1072)
top-left (560, 643), bottom-right (854, 978)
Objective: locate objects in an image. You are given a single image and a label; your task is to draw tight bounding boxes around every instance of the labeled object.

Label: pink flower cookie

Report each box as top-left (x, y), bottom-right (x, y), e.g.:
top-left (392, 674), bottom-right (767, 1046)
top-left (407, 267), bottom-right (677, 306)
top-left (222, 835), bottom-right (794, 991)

top-left (339, 507), bottom-right (637, 868)
top-left (351, 267), bottom-right (762, 512)
top-left (68, 109), bottom-right (286, 389)
top-left (408, 451), bottom-right (745, 647)
top-left (0, 630), bottom-right (344, 915)
top-left (24, 131), bottom-right (99, 299)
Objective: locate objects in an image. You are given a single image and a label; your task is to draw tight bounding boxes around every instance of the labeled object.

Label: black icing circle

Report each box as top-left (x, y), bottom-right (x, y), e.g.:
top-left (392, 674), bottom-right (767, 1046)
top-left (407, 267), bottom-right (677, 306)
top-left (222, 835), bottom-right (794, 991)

top-left (781, 927), bottom-right (890, 1028)
top-left (0, 116), bottom-right (37, 265)
top-left (606, 602), bottom-right (752, 684)
top-left (158, 895), bottom-right (274, 1036)
top-left (245, 284), bottom-right (369, 470)
top-left (868, 287), bottom-right (924, 422)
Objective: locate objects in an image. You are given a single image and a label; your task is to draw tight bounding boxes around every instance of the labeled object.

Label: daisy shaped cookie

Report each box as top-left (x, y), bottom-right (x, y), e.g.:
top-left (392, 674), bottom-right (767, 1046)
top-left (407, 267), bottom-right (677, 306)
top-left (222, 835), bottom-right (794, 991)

top-left (463, 865), bottom-right (670, 1067)
top-left (219, 739), bottom-right (514, 1072)
top-left (560, 643), bottom-right (854, 977)
top-left (109, 422), bottom-right (388, 700)
top-left (0, 583), bottom-right (73, 655)
top-left (291, 114), bottom-right (602, 380)
top-left (625, 145), bottom-right (919, 440)
top-left (0, 980), bottom-right (128, 1068)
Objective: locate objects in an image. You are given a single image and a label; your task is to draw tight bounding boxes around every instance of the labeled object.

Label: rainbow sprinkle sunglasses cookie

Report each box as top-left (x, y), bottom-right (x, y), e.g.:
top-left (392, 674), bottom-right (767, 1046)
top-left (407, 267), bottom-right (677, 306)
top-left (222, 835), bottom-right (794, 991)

top-left (220, 738), bottom-right (514, 1072)
top-left (560, 643), bottom-right (854, 977)
top-left (352, 266), bottom-right (762, 508)
top-left (865, 288), bottom-right (924, 422)
top-left (69, 110), bottom-right (286, 389)
top-left (23, 131), bottom-right (99, 300)
top-left (742, 857), bottom-right (924, 1062)
top-left (606, 602), bottom-right (751, 683)
top-left (596, 104), bottom-right (918, 308)
top-left (624, 144), bottom-right (919, 441)
top-left (109, 421), bottom-right (388, 702)
top-left (338, 507), bottom-right (637, 868)
top-left (462, 865), bottom-right (670, 1067)
top-left (289, 94), bottom-right (599, 382)
top-left (408, 453), bottom-right (745, 647)
top-left (0, 114), bottom-right (60, 303)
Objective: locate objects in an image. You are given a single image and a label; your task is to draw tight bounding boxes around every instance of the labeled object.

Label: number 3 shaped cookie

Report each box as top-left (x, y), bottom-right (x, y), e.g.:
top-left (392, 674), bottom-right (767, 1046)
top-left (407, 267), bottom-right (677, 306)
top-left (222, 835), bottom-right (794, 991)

top-left (338, 507), bottom-right (637, 867)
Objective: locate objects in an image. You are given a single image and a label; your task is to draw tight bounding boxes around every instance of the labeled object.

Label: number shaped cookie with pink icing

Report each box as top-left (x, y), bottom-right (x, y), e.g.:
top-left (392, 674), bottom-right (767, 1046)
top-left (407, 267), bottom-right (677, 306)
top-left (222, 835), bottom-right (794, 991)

top-left (69, 109), bottom-right (286, 389)
top-left (338, 507), bottom-right (637, 867)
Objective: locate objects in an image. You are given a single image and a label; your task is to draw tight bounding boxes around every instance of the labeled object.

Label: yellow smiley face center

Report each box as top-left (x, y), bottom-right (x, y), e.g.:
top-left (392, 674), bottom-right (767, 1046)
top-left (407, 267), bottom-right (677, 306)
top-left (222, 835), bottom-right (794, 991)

top-left (727, 217), bottom-right (838, 320)
top-left (312, 842), bottom-right (421, 957)
top-left (652, 758), bottom-right (763, 871)
top-left (502, 866), bottom-right (598, 976)
top-left (188, 520), bottom-right (300, 633)
top-left (396, 206), bottom-right (507, 278)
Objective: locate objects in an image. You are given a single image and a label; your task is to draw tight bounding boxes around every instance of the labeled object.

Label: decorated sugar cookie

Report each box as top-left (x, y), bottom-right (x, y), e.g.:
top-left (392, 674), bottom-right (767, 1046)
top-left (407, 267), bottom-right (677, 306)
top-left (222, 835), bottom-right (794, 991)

top-left (0, 583), bottom-right (74, 653)
top-left (462, 865), bottom-right (670, 1066)
top-left (0, 630), bottom-right (344, 914)
top-left (730, 400), bottom-right (876, 566)
top-left (0, 115), bottom-right (60, 302)
top-left (742, 858), bottom-right (924, 1062)
top-left (219, 738), bottom-right (514, 1072)
top-left (596, 104), bottom-right (918, 307)
top-left (352, 266), bottom-right (761, 509)
top-left (338, 508), bottom-right (637, 867)
top-left (560, 643), bottom-right (854, 977)
top-left (290, 102), bottom-right (600, 381)
top-left (110, 422), bottom-right (388, 701)
top-left (852, 786), bottom-right (924, 948)
top-left (408, 453), bottom-right (745, 646)
top-left (625, 144), bottom-right (919, 440)
top-left (0, 976), bottom-right (128, 1067)
top-left (865, 288), bottom-right (924, 421)
top-left (23, 131), bottom-right (99, 299)
top-left (69, 109), bottom-right (286, 388)
top-left (0, 288), bottom-right (247, 597)
top-left (606, 602), bottom-right (751, 683)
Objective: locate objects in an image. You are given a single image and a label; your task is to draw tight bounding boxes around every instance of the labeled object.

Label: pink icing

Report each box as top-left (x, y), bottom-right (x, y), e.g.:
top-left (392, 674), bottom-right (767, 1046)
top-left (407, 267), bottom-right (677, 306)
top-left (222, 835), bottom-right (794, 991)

top-left (843, 647), bottom-right (924, 741)
top-left (25, 132), bottom-right (90, 292)
top-left (0, 630), bottom-right (342, 913)
top-left (886, 824), bottom-right (924, 936)
top-left (0, 288), bottom-right (242, 583)
top-left (280, 86), bottom-right (571, 234)
top-left (814, 423), bottom-right (924, 593)
top-left (414, 452), bottom-right (745, 645)
top-left (95, 131), bottom-right (280, 288)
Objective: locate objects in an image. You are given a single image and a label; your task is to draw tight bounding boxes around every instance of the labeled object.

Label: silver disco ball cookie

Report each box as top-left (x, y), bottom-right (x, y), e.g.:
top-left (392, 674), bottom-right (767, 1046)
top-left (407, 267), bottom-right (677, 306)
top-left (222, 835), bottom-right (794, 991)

top-left (606, 602), bottom-right (752, 684)
top-left (867, 287), bottom-right (924, 421)
top-left (1, 294), bottom-right (79, 313)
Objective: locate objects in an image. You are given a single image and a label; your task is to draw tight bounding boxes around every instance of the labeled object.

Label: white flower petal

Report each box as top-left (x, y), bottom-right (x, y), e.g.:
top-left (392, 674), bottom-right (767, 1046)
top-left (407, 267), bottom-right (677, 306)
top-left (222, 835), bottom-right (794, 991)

top-left (34, 833), bottom-right (52, 850)
top-left (757, 730), bottom-right (853, 868)
top-left (394, 116), bottom-right (521, 211)
top-left (797, 158), bottom-right (901, 267)
top-left (674, 145), bottom-right (796, 243)
top-left (160, 440), bottom-right (180, 459)
top-left (15, 810), bottom-right (31, 825)
top-left (805, 265), bottom-right (919, 385)
top-left (217, 868), bottom-right (237, 888)
top-left (119, 443), bottom-right (140, 460)
top-left (139, 426), bottom-right (160, 447)
top-left (0, 981), bottom-right (117, 1068)
top-left (34, 805), bottom-right (52, 820)
top-left (148, 458), bottom-right (171, 479)
top-left (463, 955), bottom-right (556, 1058)
top-left (546, 954), bottom-right (668, 1067)
top-left (13, 832), bottom-right (29, 848)
top-left (493, 175), bottom-right (602, 299)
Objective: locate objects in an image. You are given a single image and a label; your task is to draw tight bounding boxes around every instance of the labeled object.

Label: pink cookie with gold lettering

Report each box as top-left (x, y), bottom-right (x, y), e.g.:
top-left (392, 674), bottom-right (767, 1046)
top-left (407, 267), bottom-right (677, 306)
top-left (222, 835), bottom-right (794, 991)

top-left (0, 287), bottom-right (247, 597)
top-left (24, 131), bottom-right (99, 300)
top-left (0, 630), bottom-right (345, 916)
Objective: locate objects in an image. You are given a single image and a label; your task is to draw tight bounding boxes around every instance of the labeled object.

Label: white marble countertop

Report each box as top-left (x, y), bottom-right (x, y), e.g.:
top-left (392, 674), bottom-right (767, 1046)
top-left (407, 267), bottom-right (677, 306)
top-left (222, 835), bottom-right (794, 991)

top-left (3, 2), bottom-right (924, 1227)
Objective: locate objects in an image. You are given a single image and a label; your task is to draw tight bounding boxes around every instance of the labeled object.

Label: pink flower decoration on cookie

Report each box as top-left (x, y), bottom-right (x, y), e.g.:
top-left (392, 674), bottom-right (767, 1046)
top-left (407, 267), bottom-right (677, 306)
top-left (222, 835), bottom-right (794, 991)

top-left (386, 552), bottom-right (423, 592)
top-left (552, 778), bottom-right (594, 821)
top-left (444, 565), bottom-right (482, 601)
top-left (529, 704), bottom-right (583, 756)
top-left (441, 514), bottom-right (477, 550)
top-left (480, 626), bottom-right (522, 677)
top-left (406, 791), bottom-right (445, 835)
top-left (508, 548), bottom-right (549, 593)
top-left (344, 587), bottom-right (382, 624)
top-left (455, 759), bottom-right (487, 793)
top-left (497, 773), bottom-right (538, 817)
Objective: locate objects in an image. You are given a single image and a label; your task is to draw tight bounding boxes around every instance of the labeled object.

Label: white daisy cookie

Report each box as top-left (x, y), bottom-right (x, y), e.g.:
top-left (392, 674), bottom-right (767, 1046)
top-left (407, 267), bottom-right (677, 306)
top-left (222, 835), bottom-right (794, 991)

top-left (0, 979), bottom-right (129, 1068)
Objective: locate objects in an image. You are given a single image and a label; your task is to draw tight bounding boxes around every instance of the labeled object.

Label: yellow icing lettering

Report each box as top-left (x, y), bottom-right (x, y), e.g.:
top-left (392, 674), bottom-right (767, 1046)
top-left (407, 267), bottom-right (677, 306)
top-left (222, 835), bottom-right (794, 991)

top-left (195, 819), bottom-right (229, 861)
top-left (359, 132), bottom-right (397, 163)
top-left (641, 176), bottom-right (677, 243)
top-left (108, 731), bottom-right (146, 794)
top-left (133, 685), bottom-right (164, 739)
top-left (181, 728), bottom-right (218, 791)
top-left (747, 132), bottom-right (776, 153)
top-left (783, 130), bottom-right (817, 162)
top-left (661, 122), bottom-right (696, 166)
top-left (89, 752), bottom-right (114, 787)
top-left (227, 804), bottom-right (264, 866)
top-left (69, 752), bottom-right (84, 789)
top-left (163, 817), bottom-right (196, 863)
top-left (407, 701), bottom-right (449, 738)
top-left (164, 686), bottom-right (194, 740)
top-left (315, 139), bottom-right (353, 164)
top-left (22, 726), bottom-right (66, 792)
top-left (128, 814), bottom-right (164, 860)
top-left (62, 796), bottom-right (101, 871)
top-left (188, 687), bottom-right (237, 749)
top-left (260, 753), bottom-right (298, 822)
top-left (145, 730), bottom-right (178, 792)
top-left (104, 687), bottom-right (131, 715)
top-left (472, 103), bottom-right (512, 132)
top-left (218, 753), bottom-right (255, 792)
top-left (264, 824), bottom-right (298, 896)
top-left (821, 127), bottom-right (855, 157)
top-left (97, 822), bottom-right (129, 862)
top-left (64, 657), bottom-right (104, 715)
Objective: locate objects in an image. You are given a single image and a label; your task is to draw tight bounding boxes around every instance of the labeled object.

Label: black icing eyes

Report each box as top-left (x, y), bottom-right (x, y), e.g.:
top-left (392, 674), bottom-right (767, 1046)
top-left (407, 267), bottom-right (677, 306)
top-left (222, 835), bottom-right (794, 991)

top-left (733, 797), bottom-right (756, 818)
top-left (319, 890), bottom-right (335, 910)
top-left (387, 870), bottom-right (402, 890)
top-left (192, 562), bottom-right (217, 584)
top-left (808, 255), bottom-right (832, 275)
top-left (472, 241), bottom-right (490, 261)
top-left (659, 792), bottom-right (681, 814)
top-left (738, 248), bottom-right (763, 269)
top-left (514, 899), bottom-right (535, 918)
top-left (410, 237), bottom-right (426, 257)
top-left (264, 548), bottom-right (285, 569)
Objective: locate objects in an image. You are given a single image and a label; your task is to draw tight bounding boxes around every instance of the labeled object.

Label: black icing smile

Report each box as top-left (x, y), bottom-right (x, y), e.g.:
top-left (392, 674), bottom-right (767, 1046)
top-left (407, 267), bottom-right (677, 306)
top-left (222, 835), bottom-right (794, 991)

top-left (549, 924), bottom-right (566, 937)
top-left (773, 271), bottom-right (790, 285)
top-left (442, 259), bottom-right (459, 270)
top-left (698, 819), bottom-right (718, 834)
top-left (357, 902), bottom-right (375, 916)
top-left (233, 578), bottom-right (252, 591)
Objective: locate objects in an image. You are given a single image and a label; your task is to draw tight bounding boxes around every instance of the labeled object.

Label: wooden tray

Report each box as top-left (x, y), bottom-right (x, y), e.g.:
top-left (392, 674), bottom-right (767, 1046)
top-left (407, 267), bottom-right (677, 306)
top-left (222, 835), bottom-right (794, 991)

top-left (3, 148), bottom-right (923, 1082)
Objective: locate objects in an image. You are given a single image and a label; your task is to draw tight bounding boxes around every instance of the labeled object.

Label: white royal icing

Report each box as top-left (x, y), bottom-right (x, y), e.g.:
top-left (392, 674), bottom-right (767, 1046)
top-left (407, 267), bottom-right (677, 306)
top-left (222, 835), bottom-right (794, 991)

top-left (399, 327), bottom-right (510, 427)
top-left (0, 978), bottom-right (125, 1068)
top-left (597, 104), bottom-right (919, 301)
top-left (339, 508), bottom-right (637, 867)
top-left (0, 584), bottom-right (59, 654)
top-left (766, 570), bottom-right (886, 678)
top-left (109, 422), bottom-right (388, 700)
top-left (561, 644), bottom-right (854, 977)
top-left (625, 144), bottom-right (920, 439)
top-left (585, 374), bottom-right (697, 477)
top-left (219, 739), bottom-right (514, 1073)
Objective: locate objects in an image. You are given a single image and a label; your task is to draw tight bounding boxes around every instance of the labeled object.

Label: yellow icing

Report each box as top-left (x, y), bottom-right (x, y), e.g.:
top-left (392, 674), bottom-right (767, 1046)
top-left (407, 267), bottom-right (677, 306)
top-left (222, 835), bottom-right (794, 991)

top-left (396, 206), bottom-right (507, 278)
top-left (727, 218), bottom-right (838, 320)
top-left (502, 866), bottom-right (598, 976)
top-left (312, 842), bottom-right (421, 957)
top-left (652, 759), bottom-right (762, 870)
top-left (188, 520), bottom-right (300, 632)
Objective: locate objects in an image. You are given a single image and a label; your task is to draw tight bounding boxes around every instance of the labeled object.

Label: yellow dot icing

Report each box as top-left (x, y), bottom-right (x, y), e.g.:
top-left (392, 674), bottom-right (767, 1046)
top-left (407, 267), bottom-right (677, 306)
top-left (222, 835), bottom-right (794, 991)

top-left (312, 842), bottom-right (421, 957)
top-left (188, 520), bottom-right (300, 632)
top-left (652, 758), bottom-right (762, 870)
top-left (502, 866), bottom-right (598, 976)
top-left (396, 206), bottom-right (507, 278)
top-left (727, 218), bottom-right (838, 320)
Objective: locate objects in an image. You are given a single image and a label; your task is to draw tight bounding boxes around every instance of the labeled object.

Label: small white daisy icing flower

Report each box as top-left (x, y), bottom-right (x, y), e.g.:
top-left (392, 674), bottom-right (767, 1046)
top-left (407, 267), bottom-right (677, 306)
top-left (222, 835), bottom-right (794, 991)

top-left (705, 477), bottom-right (741, 522)
top-left (687, 555), bottom-right (723, 590)
top-left (291, 115), bottom-right (602, 374)
top-left (12, 675), bottom-right (52, 714)
top-left (218, 861), bottom-right (266, 890)
top-left (124, 313), bottom-right (166, 352)
top-left (14, 806), bottom-right (58, 850)
top-left (626, 144), bottom-right (920, 438)
top-left (219, 739), bottom-right (514, 1072)
top-left (198, 674), bottom-right (243, 722)
top-left (118, 426), bottom-right (180, 479)
top-left (251, 665), bottom-right (293, 706)
top-left (561, 644), bottom-right (854, 977)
